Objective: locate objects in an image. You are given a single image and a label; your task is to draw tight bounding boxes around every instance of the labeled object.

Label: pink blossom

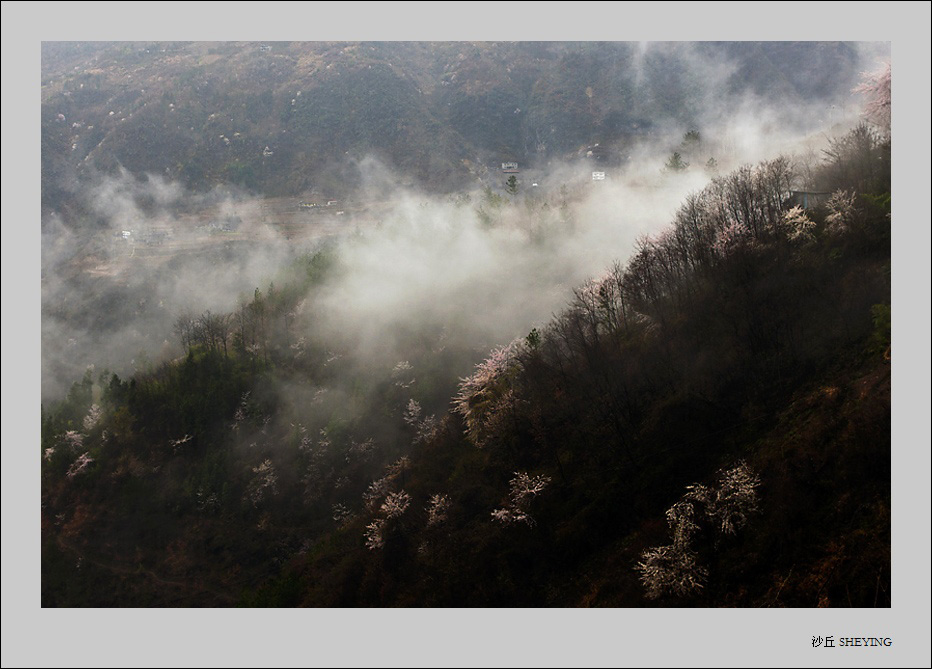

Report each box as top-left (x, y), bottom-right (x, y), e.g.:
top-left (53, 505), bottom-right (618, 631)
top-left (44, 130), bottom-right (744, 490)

top-left (61, 430), bottom-right (84, 452)
top-left (853, 62), bottom-right (891, 136)
top-left (380, 490), bottom-right (411, 519)
top-left (66, 452), bottom-right (94, 479)
top-left (362, 476), bottom-right (391, 511)
top-left (454, 339), bottom-right (524, 446)
top-left (712, 220), bottom-right (751, 257)
top-left (491, 472), bottom-right (551, 527)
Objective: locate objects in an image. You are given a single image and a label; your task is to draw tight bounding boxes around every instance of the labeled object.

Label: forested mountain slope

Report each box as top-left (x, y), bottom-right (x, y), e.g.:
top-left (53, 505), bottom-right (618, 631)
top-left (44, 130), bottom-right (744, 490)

top-left (41, 122), bottom-right (891, 607)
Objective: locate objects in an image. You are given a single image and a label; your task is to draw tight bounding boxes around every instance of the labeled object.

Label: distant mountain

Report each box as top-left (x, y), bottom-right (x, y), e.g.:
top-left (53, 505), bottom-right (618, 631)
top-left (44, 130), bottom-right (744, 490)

top-left (41, 41), bottom-right (863, 208)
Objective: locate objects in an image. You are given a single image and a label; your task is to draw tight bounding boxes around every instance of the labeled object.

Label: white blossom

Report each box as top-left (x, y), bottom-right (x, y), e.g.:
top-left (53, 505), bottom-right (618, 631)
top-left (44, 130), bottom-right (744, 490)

top-left (168, 434), bottom-right (193, 453)
top-left (491, 472), bottom-right (551, 527)
top-left (246, 459), bottom-right (279, 507)
top-left (365, 519), bottom-right (386, 550)
top-left (666, 500), bottom-right (701, 547)
top-left (363, 463), bottom-right (414, 549)
top-left (392, 360), bottom-right (415, 389)
top-left (414, 414), bottom-right (441, 444)
top-left (380, 490), bottom-right (411, 519)
top-left (491, 507), bottom-right (532, 525)
top-left (426, 493), bottom-right (451, 527)
top-left (66, 452), bottom-right (94, 479)
top-left (232, 391), bottom-right (251, 430)
top-left (636, 543), bottom-right (708, 599)
top-left (405, 399), bottom-right (440, 443)
top-left (383, 456), bottom-right (410, 481)
top-left (403, 399), bottom-right (422, 426)
top-left (82, 404), bottom-right (102, 431)
top-left (346, 438), bottom-right (376, 463)
top-left (290, 336), bottom-right (307, 359)
top-left (780, 205), bottom-right (816, 243)
top-left (636, 462), bottom-right (760, 600)
top-left (363, 476), bottom-right (391, 511)
top-left (825, 189), bottom-right (858, 233)
top-left (453, 340), bottom-right (524, 446)
top-left (707, 461), bottom-right (760, 535)
top-left (510, 471), bottom-right (551, 502)
top-left (61, 430), bottom-right (84, 452)
top-left (317, 430), bottom-right (331, 452)
top-left (298, 426), bottom-right (313, 453)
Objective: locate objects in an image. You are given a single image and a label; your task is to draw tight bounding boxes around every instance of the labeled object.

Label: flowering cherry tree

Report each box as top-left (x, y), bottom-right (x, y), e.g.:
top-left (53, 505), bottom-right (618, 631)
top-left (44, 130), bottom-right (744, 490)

top-left (853, 62), bottom-right (891, 137)
top-left (392, 360), bottom-right (416, 389)
top-left (346, 438), bottom-right (376, 464)
top-left (365, 519), bottom-right (386, 550)
top-left (698, 461), bottom-right (761, 535)
top-left (364, 490), bottom-right (412, 550)
top-left (66, 452), bottom-right (94, 479)
top-left (168, 434), bottom-right (193, 454)
top-left (61, 430), bottom-right (85, 452)
top-left (491, 471), bottom-right (551, 527)
top-left (779, 205), bottom-right (816, 243)
top-left (246, 459), bottom-right (279, 507)
top-left (232, 391), bottom-right (251, 431)
top-left (426, 493), bottom-right (451, 527)
top-left (82, 404), bottom-right (102, 432)
top-left (363, 476), bottom-right (391, 511)
top-left (637, 544), bottom-right (708, 599)
top-left (825, 190), bottom-right (858, 234)
top-left (637, 462), bottom-right (760, 599)
top-left (380, 491), bottom-right (411, 519)
top-left (712, 220), bottom-right (752, 258)
top-left (403, 399), bottom-right (422, 426)
top-left (404, 398), bottom-right (440, 444)
top-left (454, 339), bottom-right (524, 447)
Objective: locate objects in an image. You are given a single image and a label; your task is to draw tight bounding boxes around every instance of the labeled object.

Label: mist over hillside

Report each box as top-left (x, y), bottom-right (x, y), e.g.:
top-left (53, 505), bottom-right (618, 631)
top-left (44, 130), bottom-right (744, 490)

top-left (37, 39), bottom-right (895, 617)
top-left (40, 41), bottom-right (889, 400)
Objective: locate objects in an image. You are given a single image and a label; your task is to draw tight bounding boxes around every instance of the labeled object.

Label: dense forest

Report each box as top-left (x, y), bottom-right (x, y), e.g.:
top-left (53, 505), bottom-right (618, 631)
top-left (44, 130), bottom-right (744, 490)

top-left (40, 112), bottom-right (891, 606)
